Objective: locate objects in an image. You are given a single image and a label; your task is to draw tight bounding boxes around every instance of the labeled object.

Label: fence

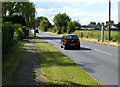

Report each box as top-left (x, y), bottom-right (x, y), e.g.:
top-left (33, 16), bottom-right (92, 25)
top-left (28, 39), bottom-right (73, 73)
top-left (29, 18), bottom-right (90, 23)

top-left (76, 32), bottom-right (120, 42)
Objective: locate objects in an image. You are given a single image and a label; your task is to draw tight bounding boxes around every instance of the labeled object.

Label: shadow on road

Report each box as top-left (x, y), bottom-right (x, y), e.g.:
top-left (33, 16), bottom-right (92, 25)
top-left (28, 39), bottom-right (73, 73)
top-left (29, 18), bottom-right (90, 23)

top-left (80, 47), bottom-right (92, 50)
top-left (41, 36), bottom-right (61, 40)
top-left (29, 36), bottom-right (61, 40)
top-left (65, 47), bottom-right (92, 51)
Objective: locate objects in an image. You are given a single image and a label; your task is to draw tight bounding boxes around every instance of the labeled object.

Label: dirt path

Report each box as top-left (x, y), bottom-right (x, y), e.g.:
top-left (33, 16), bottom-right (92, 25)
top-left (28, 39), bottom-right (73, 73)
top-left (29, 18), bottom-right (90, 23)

top-left (12, 36), bottom-right (42, 86)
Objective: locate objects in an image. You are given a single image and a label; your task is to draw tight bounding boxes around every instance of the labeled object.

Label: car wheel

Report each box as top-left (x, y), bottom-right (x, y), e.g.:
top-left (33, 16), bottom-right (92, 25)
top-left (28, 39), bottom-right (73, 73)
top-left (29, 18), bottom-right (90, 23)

top-left (61, 45), bottom-right (63, 48)
top-left (77, 46), bottom-right (80, 50)
top-left (64, 45), bottom-right (67, 50)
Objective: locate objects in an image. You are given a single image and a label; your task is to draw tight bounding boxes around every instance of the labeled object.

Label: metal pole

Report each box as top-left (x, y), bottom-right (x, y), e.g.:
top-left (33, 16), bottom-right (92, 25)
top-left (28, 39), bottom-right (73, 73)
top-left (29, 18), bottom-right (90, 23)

top-left (108, 0), bottom-right (111, 41)
top-left (101, 24), bottom-right (104, 42)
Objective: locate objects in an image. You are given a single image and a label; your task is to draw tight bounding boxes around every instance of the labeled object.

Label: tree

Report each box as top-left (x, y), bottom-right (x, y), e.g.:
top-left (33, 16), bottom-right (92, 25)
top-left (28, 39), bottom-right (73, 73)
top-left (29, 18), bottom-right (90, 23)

top-left (101, 22), bottom-right (105, 25)
top-left (97, 22), bottom-right (101, 26)
top-left (3, 15), bottom-right (26, 26)
top-left (2, 2), bottom-right (36, 28)
top-left (53, 13), bottom-right (71, 34)
top-left (37, 16), bottom-right (51, 32)
top-left (74, 20), bottom-right (81, 30)
top-left (111, 20), bottom-right (114, 25)
top-left (67, 21), bottom-right (76, 34)
top-left (88, 22), bottom-right (96, 27)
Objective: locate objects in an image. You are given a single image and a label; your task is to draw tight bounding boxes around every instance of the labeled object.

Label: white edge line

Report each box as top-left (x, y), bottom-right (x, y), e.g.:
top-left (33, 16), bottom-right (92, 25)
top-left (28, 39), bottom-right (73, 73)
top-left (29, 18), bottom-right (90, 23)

top-left (94, 49), bottom-right (113, 56)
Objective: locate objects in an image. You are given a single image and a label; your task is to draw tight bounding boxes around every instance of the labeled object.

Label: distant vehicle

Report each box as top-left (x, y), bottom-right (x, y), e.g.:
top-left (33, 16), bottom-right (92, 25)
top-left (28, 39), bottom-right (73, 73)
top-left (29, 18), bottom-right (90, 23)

top-left (60, 34), bottom-right (80, 50)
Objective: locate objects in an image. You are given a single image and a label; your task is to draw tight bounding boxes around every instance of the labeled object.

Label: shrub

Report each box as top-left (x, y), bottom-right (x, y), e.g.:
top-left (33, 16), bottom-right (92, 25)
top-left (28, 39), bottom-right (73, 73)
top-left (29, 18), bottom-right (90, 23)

top-left (22, 26), bottom-right (29, 38)
top-left (14, 28), bottom-right (24, 41)
top-left (2, 22), bottom-right (15, 54)
top-left (2, 23), bottom-right (27, 55)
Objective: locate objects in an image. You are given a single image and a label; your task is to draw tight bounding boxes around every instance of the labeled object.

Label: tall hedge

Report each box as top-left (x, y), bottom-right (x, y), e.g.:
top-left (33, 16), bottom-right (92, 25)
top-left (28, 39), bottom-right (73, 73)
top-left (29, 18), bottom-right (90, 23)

top-left (2, 23), bottom-right (15, 54)
top-left (3, 15), bottom-right (26, 26)
top-left (2, 23), bottom-right (28, 56)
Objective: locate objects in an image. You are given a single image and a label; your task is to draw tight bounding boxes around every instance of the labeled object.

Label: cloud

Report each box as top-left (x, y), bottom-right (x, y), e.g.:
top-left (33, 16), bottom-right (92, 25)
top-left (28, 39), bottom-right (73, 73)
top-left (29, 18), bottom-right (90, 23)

top-left (34, 0), bottom-right (118, 25)
top-left (36, 7), bottom-right (110, 25)
top-left (30, 0), bottom-right (119, 5)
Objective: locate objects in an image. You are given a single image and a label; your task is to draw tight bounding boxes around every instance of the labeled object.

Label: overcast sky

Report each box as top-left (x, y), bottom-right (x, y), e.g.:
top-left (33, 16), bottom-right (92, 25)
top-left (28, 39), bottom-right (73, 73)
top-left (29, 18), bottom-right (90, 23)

top-left (30, 0), bottom-right (119, 25)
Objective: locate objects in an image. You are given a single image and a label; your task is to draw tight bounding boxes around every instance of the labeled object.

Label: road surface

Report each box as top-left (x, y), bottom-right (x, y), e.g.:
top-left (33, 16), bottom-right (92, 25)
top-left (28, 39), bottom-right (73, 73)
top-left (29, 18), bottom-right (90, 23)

top-left (35, 31), bottom-right (118, 85)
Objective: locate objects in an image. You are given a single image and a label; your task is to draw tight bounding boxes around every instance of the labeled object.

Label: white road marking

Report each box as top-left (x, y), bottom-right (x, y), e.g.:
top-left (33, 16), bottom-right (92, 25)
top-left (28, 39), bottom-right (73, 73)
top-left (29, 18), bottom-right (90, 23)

top-left (94, 49), bottom-right (113, 56)
top-left (82, 45), bottom-right (113, 56)
top-left (82, 46), bottom-right (90, 48)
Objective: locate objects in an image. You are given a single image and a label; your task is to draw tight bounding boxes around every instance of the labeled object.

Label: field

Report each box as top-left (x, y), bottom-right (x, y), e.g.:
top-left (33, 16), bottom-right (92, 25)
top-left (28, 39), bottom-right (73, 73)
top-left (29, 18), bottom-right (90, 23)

top-left (74, 30), bottom-right (119, 42)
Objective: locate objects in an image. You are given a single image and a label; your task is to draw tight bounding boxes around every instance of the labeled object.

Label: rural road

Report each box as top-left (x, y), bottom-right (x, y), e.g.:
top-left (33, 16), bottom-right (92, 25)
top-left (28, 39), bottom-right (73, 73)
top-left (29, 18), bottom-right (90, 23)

top-left (35, 30), bottom-right (118, 86)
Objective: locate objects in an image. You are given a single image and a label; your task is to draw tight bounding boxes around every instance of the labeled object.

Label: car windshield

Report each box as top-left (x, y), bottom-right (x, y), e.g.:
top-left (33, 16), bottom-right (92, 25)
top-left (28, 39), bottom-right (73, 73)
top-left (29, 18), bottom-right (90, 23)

top-left (66, 35), bottom-right (78, 40)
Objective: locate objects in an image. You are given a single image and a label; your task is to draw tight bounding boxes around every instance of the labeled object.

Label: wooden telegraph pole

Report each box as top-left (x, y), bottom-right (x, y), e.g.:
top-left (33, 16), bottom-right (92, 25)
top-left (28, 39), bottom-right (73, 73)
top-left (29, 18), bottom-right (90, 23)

top-left (108, 0), bottom-right (111, 41)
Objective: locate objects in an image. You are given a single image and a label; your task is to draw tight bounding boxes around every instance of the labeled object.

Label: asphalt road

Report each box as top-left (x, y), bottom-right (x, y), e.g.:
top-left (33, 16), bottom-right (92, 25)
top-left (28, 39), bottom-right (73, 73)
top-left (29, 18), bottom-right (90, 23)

top-left (35, 31), bottom-right (118, 85)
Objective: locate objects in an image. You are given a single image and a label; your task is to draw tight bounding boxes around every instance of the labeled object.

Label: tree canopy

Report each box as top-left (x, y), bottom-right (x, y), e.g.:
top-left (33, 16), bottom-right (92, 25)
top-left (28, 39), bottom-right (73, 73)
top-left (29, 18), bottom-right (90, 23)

top-left (53, 13), bottom-right (71, 34)
top-left (36, 16), bottom-right (51, 32)
top-left (2, 2), bottom-right (35, 28)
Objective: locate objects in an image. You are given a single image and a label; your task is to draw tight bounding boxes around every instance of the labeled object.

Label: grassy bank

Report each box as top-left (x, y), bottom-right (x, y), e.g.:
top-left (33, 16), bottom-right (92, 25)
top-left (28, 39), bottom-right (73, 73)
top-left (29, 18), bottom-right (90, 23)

top-left (35, 39), bottom-right (102, 87)
top-left (2, 40), bottom-right (28, 85)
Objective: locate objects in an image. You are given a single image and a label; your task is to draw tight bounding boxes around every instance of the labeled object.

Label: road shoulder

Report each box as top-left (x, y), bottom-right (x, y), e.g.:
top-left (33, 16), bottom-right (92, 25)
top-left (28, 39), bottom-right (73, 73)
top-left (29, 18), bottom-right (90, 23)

top-left (44, 32), bottom-right (119, 47)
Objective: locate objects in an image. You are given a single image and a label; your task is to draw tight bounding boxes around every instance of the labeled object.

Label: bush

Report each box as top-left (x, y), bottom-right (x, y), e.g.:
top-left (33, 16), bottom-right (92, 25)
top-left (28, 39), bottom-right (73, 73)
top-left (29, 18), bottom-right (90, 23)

top-left (14, 28), bottom-right (24, 41)
top-left (2, 23), bottom-right (15, 54)
top-left (2, 23), bottom-right (28, 55)
top-left (22, 26), bottom-right (29, 38)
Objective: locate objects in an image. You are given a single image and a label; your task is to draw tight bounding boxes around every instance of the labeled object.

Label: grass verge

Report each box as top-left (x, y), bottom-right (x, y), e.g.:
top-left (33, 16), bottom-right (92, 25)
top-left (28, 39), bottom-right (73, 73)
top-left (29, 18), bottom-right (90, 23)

top-left (35, 38), bottom-right (102, 87)
top-left (2, 39), bottom-right (28, 85)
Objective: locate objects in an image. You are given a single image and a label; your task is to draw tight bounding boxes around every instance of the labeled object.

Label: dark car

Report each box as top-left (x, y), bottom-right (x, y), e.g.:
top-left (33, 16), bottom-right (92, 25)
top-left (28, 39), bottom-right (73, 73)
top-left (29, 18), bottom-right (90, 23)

top-left (60, 34), bottom-right (80, 50)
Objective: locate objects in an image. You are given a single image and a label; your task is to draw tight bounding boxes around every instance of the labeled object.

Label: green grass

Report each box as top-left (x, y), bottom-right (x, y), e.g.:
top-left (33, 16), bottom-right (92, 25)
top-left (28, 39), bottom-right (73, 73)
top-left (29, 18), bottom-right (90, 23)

top-left (74, 30), bottom-right (119, 42)
top-left (2, 40), bottom-right (28, 85)
top-left (35, 39), bottom-right (102, 87)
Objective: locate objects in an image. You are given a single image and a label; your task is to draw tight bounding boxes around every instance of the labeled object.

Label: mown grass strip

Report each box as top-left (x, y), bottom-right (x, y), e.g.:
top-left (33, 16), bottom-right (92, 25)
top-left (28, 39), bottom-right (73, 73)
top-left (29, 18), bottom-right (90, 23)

top-left (2, 39), bottom-right (29, 85)
top-left (35, 39), bottom-right (102, 87)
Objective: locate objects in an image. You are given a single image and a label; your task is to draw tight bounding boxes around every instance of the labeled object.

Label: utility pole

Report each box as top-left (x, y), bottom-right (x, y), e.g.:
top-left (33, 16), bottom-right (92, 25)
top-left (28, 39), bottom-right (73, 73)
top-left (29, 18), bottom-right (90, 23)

top-left (108, 0), bottom-right (111, 41)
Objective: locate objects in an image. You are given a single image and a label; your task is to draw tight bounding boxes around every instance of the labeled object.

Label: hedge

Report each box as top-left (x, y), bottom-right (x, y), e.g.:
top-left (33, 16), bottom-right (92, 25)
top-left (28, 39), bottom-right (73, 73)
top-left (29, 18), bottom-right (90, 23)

top-left (2, 23), bottom-right (15, 54)
top-left (3, 15), bottom-right (26, 26)
top-left (2, 22), bottom-right (29, 56)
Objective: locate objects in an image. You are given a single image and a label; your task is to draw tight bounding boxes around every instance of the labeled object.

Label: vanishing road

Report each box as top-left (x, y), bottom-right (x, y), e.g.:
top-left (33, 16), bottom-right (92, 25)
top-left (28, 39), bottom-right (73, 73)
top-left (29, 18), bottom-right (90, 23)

top-left (35, 31), bottom-right (118, 85)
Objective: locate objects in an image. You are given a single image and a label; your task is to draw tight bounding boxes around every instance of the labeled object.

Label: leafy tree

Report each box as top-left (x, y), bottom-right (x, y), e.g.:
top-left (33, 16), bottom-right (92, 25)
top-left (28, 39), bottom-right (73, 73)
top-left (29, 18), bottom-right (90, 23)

top-left (74, 20), bottom-right (81, 30)
top-left (37, 16), bottom-right (51, 32)
top-left (97, 22), bottom-right (101, 26)
top-left (111, 20), bottom-right (114, 25)
top-left (67, 21), bottom-right (76, 34)
top-left (3, 15), bottom-right (26, 26)
top-left (101, 22), bottom-right (105, 25)
top-left (2, 2), bottom-right (35, 28)
top-left (61, 26), bottom-right (67, 33)
top-left (53, 13), bottom-right (71, 34)
top-left (88, 22), bottom-right (96, 27)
